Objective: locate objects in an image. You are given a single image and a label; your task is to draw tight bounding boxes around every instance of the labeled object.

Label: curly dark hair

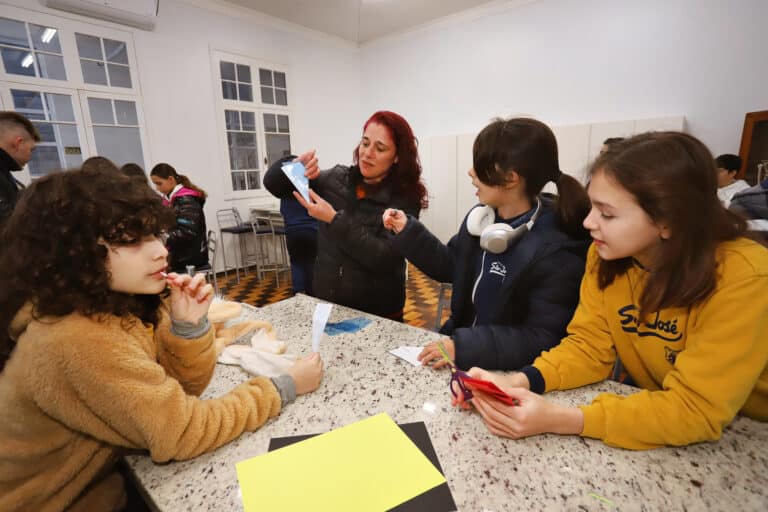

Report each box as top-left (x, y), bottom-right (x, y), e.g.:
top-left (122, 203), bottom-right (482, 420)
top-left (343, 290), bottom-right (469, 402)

top-left (0, 167), bottom-right (175, 371)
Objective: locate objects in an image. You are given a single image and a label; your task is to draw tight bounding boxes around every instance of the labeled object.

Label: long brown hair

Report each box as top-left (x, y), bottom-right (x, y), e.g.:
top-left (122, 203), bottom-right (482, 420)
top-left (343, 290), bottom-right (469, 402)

top-left (472, 117), bottom-right (591, 238)
top-left (590, 131), bottom-right (747, 318)
top-left (150, 163), bottom-right (207, 199)
top-left (353, 111), bottom-right (428, 209)
top-left (0, 168), bottom-right (175, 372)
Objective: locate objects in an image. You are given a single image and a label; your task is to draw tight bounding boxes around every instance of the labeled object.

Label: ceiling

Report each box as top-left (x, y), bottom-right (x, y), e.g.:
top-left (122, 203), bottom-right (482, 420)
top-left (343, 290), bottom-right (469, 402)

top-left (221, 0), bottom-right (499, 44)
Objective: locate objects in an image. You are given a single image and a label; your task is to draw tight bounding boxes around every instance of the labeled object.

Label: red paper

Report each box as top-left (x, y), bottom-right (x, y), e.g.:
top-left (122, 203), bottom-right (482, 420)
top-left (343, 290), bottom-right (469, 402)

top-left (460, 376), bottom-right (518, 406)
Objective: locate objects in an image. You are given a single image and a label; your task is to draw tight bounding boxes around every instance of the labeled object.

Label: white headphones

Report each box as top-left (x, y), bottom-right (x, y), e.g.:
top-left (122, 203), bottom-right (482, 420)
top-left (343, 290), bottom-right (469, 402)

top-left (466, 197), bottom-right (542, 254)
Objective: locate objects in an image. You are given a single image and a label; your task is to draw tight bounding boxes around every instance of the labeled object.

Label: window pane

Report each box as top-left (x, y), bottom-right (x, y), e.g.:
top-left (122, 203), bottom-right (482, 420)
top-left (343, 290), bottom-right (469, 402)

top-left (260, 87), bottom-right (274, 104)
top-left (88, 97), bottom-right (114, 124)
top-left (221, 80), bottom-right (237, 100)
top-left (11, 89), bottom-right (44, 120)
top-left (262, 113), bottom-right (276, 133)
top-left (265, 133), bottom-right (291, 167)
top-left (35, 123), bottom-right (56, 143)
top-left (238, 83), bottom-right (252, 102)
top-left (235, 132), bottom-right (256, 147)
top-left (103, 39), bottom-right (128, 64)
top-left (75, 33), bottom-right (103, 60)
top-left (231, 172), bottom-right (246, 191)
top-left (114, 100), bottom-right (138, 125)
top-left (241, 111), bottom-right (255, 131)
top-left (236, 64), bottom-right (251, 83)
top-left (224, 110), bottom-right (240, 131)
top-left (258, 68), bottom-right (272, 86)
top-left (0, 18), bottom-right (29, 48)
top-left (220, 60), bottom-right (235, 81)
top-left (36, 53), bottom-right (66, 80)
top-left (92, 125), bottom-right (144, 168)
top-left (30, 24), bottom-right (61, 53)
top-left (1, 48), bottom-right (35, 77)
top-left (275, 89), bottom-right (287, 106)
top-left (107, 63), bottom-right (132, 88)
top-left (247, 171), bottom-right (261, 190)
top-left (277, 115), bottom-right (289, 133)
top-left (80, 59), bottom-right (108, 85)
top-left (27, 145), bottom-right (62, 177)
top-left (44, 93), bottom-right (75, 122)
top-left (274, 71), bottom-right (286, 88)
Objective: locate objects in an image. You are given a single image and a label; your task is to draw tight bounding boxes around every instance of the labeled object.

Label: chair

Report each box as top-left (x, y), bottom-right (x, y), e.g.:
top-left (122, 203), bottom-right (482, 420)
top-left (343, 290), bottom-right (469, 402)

top-left (192, 230), bottom-right (219, 296)
top-left (435, 282), bottom-right (452, 331)
top-left (216, 208), bottom-right (253, 283)
top-left (250, 214), bottom-right (290, 285)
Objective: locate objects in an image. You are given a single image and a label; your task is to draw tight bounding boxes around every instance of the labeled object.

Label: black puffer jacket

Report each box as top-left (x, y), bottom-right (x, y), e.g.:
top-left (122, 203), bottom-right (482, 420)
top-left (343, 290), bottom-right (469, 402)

top-left (0, 149), bottom-right (23, 231)
top-left (390, 196), bottom-right (589, 371)
top-left (264, 157), bottom-right (420, 317)
top-left (166, 190), bottom-right (208, 272)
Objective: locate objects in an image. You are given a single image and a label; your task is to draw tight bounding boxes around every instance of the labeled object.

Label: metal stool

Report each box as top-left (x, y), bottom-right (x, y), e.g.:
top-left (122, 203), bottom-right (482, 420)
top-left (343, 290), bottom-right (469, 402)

top-left (250, 214), bottom-right (290, 285)
top-left (191, 230), bottom-right (219, 295)
top-left (216, 208), bottom-right (253, 283)
top-left (435, 282), bottom-right (452, 331)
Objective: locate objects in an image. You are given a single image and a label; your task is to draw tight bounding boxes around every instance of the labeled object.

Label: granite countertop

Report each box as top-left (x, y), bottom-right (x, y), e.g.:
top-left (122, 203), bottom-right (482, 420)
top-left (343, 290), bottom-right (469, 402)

top-left (126, 294), bottom-right (768, 511)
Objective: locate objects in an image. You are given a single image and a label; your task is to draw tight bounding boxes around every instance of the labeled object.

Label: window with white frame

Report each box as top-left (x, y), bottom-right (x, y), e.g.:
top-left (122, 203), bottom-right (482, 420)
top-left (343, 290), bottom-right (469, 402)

top-left (0, 5), bottom-right (147, 180)
top-left (214, 50), bottom-right (292, 195)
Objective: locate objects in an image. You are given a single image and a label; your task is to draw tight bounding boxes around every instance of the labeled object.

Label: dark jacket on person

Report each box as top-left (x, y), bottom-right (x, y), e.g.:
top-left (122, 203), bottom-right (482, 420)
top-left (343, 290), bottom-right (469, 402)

top-left (164, 187), bottom-right (208, 272)
top-left (0, 148), bottom-right (23, 230)
top-left (730, 179), bottom-right (768, 241)
top-left (390, 196), bottom-right (589, 371)
top-left (264, 156), bottom-right (420, 317)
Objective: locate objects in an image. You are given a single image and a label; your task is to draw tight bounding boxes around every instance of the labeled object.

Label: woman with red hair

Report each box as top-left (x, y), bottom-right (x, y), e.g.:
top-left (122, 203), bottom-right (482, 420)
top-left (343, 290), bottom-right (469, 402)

top-left (264, 111), bottom-right (427, 320)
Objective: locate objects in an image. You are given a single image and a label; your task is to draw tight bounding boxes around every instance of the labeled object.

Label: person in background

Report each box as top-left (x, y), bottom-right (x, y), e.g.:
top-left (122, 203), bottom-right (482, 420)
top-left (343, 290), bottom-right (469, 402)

top-left (279, 195), bottom-right (319, 296)
top-left (263, 111), bottom-right (428, 321)
top-left (729, 173), bottom-right (768, 241)
top-left (715, 153), bottom-right (749, 207)
top-left (601, 137), bottom-right (625, 155)
top-left (0, 111), bottom-right (39, 230)
top-left (150, 163), bottom-right (209, 273)
top-left (81, 156), bottom-right (117, 173)
top-left (120, 162), bottom-right (148, 181)
top-left (0, 167), bottom-right (323, 511)
top-left (384, 118), bottom-right (591, 371)
top-left (454, 132), bottom-right (767, 450)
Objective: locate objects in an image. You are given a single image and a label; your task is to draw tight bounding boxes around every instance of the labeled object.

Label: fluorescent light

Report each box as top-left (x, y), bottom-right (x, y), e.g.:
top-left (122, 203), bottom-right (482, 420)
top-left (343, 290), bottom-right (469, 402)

top-left (21, 53), bottom-right (33, 68)
top-left (41, 28), bottom-right (57, 44)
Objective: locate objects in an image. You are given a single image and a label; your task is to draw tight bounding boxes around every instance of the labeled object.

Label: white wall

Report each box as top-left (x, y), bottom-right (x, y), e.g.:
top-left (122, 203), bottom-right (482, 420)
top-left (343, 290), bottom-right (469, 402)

top-left (359, 0), bottom-right (766, 163)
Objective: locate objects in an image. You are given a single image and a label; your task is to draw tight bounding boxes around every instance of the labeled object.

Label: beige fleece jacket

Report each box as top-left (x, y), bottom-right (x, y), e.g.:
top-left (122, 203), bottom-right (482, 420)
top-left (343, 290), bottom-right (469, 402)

top-left (0, 304), bottom-right (282, 511)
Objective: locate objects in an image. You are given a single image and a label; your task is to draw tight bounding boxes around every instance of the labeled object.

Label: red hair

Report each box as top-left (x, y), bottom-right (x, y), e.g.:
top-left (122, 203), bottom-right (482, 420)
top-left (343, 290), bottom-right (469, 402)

top-left (353, 111), bottom-right (428, 209)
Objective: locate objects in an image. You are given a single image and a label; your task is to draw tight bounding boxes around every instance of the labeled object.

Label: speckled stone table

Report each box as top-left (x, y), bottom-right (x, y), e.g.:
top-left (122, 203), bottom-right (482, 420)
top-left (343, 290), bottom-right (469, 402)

top-left (125, 294), bottom-right (768, 511)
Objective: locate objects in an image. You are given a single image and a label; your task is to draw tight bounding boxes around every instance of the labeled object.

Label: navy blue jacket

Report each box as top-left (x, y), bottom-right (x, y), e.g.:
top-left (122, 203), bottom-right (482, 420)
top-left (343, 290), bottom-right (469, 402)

top-left (390, 197), bottom-right (589, 371)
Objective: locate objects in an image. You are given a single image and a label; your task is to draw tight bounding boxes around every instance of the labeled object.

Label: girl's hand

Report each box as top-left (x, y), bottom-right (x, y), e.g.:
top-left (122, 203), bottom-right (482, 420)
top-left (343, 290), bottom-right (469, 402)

top-left (471, 388), bottom-right (584, 439)
top-left (294, 189), bottom-right (337, 224)
top-left (382, 208), bottom-right (407, 233)
top-left (166, 272), bottom-right (214, 324)
top-left (467, 367), bottom-right (530, 390)
top-left (287, 352), bottom-right (324, 395)
top-left (296, 150), bottom-right (320, 180)
top-left (418, 339), bottom-right (455, 369)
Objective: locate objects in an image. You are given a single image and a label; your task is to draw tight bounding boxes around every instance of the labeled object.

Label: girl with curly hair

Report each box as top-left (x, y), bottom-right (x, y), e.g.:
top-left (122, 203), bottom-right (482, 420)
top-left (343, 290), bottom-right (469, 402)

top-left (0, 167), bottom-right (323, 511)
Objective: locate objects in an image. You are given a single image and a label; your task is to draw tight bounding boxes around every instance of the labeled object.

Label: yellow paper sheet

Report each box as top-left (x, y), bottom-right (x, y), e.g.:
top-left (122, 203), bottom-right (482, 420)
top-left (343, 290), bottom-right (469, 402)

top-left (236, 413), bottom-right (446, 511)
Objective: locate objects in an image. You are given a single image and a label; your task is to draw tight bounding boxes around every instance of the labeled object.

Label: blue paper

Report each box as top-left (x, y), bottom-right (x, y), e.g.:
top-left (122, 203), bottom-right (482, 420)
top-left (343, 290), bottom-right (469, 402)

top-left (281, 161), bottom-right (310, 203)
top-left (324, 317), bottom-right (372, 336)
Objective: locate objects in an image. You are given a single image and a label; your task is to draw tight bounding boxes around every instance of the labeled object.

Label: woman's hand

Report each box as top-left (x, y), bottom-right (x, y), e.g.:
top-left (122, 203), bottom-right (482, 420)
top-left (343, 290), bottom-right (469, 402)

top-left (451, 368), bottom-right (530, 408)
top-left (471, 388), bottom-right (584, 439)
top-left (382, 208), bottom-right (407, 233)
top-left (287, 352), bottom-right (324, 395)
top-left (295, 150), bottom-right (320, 180)
top-left (166, 272), bottom-right (214, 324)
top-left (418, 339), bottom-right (455, 369)
top-left (294, 189), bottom-right (337, 224)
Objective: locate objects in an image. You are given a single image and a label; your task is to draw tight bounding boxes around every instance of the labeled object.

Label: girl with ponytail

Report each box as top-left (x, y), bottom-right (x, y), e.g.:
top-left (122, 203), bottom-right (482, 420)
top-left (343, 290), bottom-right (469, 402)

top-left (384, 117), bottom-right (591, 371)
top-left (150, 163), bottom-right (209, 272)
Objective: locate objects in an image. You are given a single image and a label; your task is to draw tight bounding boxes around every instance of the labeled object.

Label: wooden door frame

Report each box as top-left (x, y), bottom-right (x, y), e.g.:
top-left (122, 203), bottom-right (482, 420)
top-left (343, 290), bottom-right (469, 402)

top-left (738, 110), bottom-right (768, 179)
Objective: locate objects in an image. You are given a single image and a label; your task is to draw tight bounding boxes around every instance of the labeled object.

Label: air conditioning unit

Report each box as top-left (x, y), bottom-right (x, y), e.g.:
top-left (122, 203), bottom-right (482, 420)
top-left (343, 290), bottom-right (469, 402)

top-left (42, 0), bottom-right (159, 31)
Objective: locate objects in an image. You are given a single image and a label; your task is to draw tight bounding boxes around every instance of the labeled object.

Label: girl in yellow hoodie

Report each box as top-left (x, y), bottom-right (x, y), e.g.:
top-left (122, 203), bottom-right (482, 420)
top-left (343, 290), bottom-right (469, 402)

top-left (454, 131), bottom-right (768, 450)
top-left (0, 167), bottom-right (323, 510)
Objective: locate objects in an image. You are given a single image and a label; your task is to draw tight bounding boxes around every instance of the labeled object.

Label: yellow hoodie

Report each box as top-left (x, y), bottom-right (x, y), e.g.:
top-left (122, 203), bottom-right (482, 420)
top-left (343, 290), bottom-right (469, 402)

top-left (0, 304), bottom-right (282, 511)
top-left (532, 238), bottom-right (768, 450)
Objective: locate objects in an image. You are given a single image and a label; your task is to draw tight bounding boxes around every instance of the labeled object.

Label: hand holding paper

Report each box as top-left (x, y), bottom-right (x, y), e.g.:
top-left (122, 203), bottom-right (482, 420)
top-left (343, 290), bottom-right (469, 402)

top-left (312, 303), bottom-right (333, 352)
top-left (281, 161), bottom-right (310, 203)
